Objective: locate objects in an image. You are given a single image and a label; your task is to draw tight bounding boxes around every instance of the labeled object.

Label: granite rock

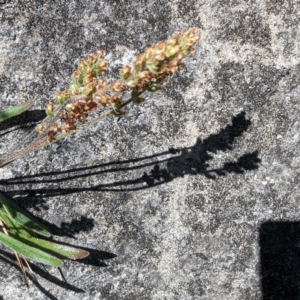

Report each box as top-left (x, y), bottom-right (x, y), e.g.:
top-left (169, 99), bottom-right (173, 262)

top-left (0, 0), bottom-right (299, 299)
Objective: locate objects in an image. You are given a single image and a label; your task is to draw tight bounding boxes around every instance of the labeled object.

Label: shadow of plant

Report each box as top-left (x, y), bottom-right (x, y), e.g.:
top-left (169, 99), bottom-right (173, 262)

top-left (0, 247), bottom-right (116, 299)
top-left (0, 111), bottom-right (260, 203)
top-left (34, 215), bottom-right (95, 238)
top-left (0, 110), bottom-right (260, 296)
top-left (0, 231), bottom-right (116, 297)
top-left (0, 248), bottom-right (84, 296)
top-left (0, 109), bottom-right (46, 137)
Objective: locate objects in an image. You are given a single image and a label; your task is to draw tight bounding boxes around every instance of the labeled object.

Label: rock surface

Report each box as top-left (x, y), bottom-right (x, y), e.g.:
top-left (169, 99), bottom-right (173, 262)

top-left (0, 0), bottom-right (299, 299)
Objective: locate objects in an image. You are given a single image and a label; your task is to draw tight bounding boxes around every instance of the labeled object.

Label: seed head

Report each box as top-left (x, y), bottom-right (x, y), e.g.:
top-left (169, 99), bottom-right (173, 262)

top-left (96, 79), bottom-right (106, 88)
top-left (78, 59), bottom-right (85, 69)
top-left (156, 42), bottom-right (167, 53)
top-left (112, 82), bottom-right (123, 92)
top-left (82, 83), bottom-right (95, 96)
top-left (97, 50), bottom-right (105, 58)
top-left (36, 124), bottom-right (45, 133)
top-left (46, 102), bottom-right (55, 116)
top-left (45, 29), bottom-right (200, 142)
top-left (98, 60), bottom-right (108, 69)
top-left (73, 70), bottom-right (81, 79)
top-left (87, 55), bottom-right (95, 65)
top-left (111, 94), bottom-right (122, 104)
top-left (120, 65), bottom-right (132, 80)
top-left (155, 52), bottom-right (165, 61)
top-left (65, 103), bottom-right (75, 111)
top-left (56, 90), bottom-right (70, 104)
top-left (166, 45), bottom-right (181, 58)
top-left (86, 68), bottom-right (95, 78)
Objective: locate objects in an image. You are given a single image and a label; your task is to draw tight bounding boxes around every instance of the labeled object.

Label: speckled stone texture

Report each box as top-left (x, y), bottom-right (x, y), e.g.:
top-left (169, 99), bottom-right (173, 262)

top-left (0, 0), bottom-right (299, 299)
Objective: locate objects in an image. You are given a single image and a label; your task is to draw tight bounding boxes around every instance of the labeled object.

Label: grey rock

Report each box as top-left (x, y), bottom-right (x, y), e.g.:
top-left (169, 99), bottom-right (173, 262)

top-left (0, 0), bottom-right (299, 299)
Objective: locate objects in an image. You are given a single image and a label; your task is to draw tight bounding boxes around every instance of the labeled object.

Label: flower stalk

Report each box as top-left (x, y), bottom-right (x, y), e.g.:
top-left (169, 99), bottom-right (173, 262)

top-left (0, 28), bottom-right (200, 285)
top-left (0, 29), bottom-right (200, 167)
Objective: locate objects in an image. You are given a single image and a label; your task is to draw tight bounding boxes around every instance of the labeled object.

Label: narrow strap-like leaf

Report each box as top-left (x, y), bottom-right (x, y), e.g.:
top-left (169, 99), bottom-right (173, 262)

top-left (0, 193), bottom-right (51, 237)
top-left (0, 231), bottom-right (62, 266)
top-left (0, 101), bottom-right (33, 123)
top-left (10, 231), bottom-right (89, 260)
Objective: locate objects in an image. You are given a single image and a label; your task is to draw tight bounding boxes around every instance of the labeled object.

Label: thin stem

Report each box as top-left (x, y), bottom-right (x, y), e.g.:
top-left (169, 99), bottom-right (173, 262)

top-left (76, 97), bottom-right (134, 132)
top-left (6, 102), bottom-right (65, 155)
top-left (0, 94), bottom-right (138, 168)
top-left (2, 95), bottom-right (87, 161)
top-left (0, 136), bottom-right (49, 168)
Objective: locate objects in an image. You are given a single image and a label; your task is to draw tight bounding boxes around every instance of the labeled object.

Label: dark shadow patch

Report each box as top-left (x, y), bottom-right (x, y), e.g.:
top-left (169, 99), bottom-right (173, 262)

top-left (72, 247), bottom-right (117, 267)
top-left (0, 249), bottom-right (84, 299)
top-left (0, 111), bottom-right (260, 208)
top-left (260, 221), bottom-right (300, 299)
top-left (218, 10), bottom-right (271, 47)
top-left (0, 190), bottom-right (95, 238)
top-left (33, 215), bottom-right (95, 238)
top-left (213, 62), bottom-right (290, 107)
top-left (0, 239), bottom-right (116, 295)
top-left (0, 110), bottom-right (46, 134)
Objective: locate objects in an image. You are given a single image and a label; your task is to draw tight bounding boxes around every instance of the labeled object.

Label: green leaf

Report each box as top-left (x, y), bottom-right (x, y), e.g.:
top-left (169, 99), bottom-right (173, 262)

top-left (0, 231), bottom-right (62, 266)
top-left (0, 211), bottom-right (89, 263)
top-left (0, 101), bottom-right (34, 123)
top-left (10, 231), bottom-right (89, 260)
top-left (0, 193), bottom-right (51, 237)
